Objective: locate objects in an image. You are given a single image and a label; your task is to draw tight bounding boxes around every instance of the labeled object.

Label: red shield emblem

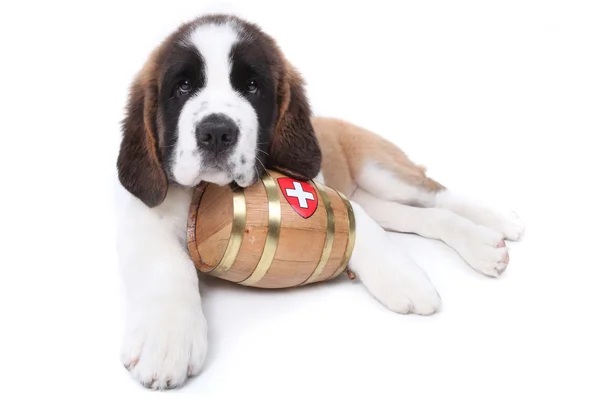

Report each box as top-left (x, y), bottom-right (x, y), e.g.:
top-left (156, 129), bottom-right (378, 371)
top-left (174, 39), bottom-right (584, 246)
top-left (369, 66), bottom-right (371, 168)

top-left (277, 177), bottom-right (318, 219)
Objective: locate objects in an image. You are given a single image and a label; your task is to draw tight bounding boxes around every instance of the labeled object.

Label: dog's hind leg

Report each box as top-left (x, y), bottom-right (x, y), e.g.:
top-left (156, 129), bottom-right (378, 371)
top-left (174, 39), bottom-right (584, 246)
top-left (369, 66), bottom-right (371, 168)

top-left (351, 187), bottom-right (511, 277)
top-left (354, 158), bottom-right (525, 242)
top-left (434, 188), bottom-right (525, 242)
top-left (313, 117), bottom-right (525, 241)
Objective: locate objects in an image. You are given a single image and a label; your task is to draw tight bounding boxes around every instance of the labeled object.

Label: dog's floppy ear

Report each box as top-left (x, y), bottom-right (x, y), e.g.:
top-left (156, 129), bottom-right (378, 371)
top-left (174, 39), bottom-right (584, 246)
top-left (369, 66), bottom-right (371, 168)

top-left (117, 66), bottom-right (168, 208)
top-left (266, 60), bottom-right (322, 181)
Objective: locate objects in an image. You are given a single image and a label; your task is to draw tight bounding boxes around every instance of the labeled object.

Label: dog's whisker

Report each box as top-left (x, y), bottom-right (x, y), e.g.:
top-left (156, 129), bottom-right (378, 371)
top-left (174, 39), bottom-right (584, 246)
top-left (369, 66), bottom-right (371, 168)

top-left (254, 155), bottom-right (267, 172)
top-left (256, 148), bottom-right (269, 156)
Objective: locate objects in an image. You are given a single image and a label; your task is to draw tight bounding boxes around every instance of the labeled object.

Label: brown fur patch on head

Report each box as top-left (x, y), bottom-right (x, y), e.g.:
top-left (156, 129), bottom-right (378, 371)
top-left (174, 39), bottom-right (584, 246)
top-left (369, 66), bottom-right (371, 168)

top-left (266, 56), bottom-right (322, 181)
top-left (116, 18), bottom-right (203, 207)
top-left (117, 48), bottom-right (168, 208)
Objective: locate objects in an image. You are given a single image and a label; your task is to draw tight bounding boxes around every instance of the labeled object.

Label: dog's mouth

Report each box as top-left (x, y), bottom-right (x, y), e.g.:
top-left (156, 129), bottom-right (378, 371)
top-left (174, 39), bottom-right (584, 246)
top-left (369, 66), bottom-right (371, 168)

top-left (186, 163), bottom-right (230, 186)
top-left (170, 149), bottom-right (263, 189)
top-left (195, 162), bottom-right (259, 188)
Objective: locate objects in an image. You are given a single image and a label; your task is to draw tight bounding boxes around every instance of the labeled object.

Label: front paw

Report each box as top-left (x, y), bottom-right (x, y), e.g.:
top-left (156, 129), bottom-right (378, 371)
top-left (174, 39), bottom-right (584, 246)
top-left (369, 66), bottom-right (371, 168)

top-left (121, 301), bottom-right (208, 390)
top-left (354, 252), bottom-right (441, 315)
top-left (382, 274), bottom-right (442, 316)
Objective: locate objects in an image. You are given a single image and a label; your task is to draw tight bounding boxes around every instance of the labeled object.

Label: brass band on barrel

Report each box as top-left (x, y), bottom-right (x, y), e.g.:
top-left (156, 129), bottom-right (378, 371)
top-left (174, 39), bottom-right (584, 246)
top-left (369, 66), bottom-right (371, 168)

top-left (210, 187), bottom-right (247, 277)
top-left (300, 181), bottom-right (335, 285)
top-left (330, 190), bottom-right (356, 279)
top-left (238, 172), bottom-right (281, 286)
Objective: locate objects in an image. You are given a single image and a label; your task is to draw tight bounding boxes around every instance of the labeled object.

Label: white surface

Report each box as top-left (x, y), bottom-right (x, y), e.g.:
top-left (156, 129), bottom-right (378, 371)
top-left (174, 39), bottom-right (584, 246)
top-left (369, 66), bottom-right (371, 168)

top-left (1, 1), bottom-right (599, 398)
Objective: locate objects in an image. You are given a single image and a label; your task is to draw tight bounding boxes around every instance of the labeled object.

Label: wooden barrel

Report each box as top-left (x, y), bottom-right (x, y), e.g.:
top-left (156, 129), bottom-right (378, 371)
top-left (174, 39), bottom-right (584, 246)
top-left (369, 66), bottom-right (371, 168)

top-left (187, 169), bottom-right (356, 289)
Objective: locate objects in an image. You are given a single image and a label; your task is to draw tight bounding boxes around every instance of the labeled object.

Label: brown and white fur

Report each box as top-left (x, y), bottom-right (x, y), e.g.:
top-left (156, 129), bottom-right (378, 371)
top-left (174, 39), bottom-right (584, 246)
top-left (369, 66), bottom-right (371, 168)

top-left (115, 14), bottom-right (525, 390)
top-left (314, 117), bottom-right (524, 277)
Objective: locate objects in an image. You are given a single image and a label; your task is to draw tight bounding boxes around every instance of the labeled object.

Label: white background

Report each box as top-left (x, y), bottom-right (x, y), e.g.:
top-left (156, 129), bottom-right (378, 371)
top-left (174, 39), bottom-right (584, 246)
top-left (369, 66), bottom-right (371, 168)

top-left (1, 0), bottom-right (599, 398)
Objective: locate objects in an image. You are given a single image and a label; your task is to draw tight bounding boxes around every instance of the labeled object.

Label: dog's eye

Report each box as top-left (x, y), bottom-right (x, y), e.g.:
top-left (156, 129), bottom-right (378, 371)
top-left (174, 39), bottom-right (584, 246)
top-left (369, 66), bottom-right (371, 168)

top-left (246, 80), bottom-right (258, 94)
top-left (178, 79), bottom-right (192, 95)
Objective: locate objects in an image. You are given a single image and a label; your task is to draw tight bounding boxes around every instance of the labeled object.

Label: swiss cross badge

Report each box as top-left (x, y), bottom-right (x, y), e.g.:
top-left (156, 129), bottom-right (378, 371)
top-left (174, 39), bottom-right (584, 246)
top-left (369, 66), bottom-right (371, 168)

top-left (277, 177), bottom-right (318, 219)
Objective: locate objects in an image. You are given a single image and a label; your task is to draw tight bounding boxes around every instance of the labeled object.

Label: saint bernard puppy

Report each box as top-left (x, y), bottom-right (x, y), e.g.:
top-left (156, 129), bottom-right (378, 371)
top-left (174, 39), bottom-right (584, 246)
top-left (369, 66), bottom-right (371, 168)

top-left (116, 14), bottom-right (525, 390)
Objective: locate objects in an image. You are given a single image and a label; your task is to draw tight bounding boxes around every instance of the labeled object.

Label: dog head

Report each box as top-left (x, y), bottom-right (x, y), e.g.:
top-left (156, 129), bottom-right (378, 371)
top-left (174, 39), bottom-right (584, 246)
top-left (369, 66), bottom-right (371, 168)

top-left (117, 14), bottom-right (322, 207)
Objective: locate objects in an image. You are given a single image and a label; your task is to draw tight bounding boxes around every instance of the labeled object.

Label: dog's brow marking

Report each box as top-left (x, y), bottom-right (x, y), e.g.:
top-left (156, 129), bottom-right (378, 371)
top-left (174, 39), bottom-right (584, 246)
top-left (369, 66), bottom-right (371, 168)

top-left (190, 24), bottom-right (238, 91)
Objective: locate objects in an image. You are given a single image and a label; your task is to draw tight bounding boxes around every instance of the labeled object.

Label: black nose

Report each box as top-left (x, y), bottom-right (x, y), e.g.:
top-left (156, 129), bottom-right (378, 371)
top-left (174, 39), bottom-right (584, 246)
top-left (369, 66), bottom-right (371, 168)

top-left (195, 114), bottom-right (239, 153)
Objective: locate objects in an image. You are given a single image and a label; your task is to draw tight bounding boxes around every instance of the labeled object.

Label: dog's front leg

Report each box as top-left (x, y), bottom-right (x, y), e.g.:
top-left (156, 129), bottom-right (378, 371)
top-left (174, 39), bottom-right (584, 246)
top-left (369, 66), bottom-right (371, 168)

top-left (348, 202), bottom-right (441, 315)
top-left (116, 189), bottom-right (207, 390)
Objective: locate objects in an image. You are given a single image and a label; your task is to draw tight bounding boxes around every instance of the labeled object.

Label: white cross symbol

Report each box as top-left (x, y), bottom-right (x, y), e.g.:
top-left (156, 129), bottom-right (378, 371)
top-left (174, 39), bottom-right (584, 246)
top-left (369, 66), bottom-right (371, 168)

top-left (285, 181), bottom-right (314, 209)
